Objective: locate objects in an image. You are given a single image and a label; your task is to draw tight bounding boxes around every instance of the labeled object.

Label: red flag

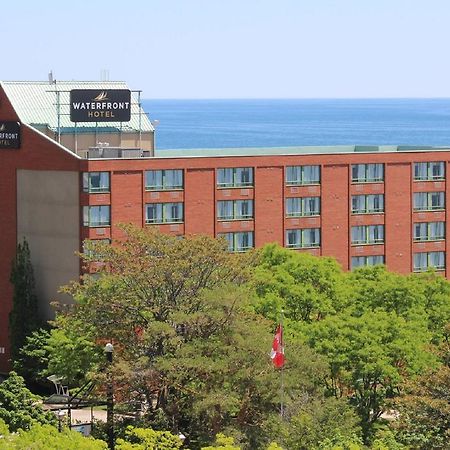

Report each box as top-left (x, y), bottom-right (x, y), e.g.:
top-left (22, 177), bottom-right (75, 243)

top-left (271, 324), bottom-right (285, 368)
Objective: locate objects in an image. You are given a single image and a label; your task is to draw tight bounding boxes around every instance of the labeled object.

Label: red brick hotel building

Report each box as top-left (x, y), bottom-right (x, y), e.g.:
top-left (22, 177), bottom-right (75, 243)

top-left (1, 80), bottom-right (450, 371)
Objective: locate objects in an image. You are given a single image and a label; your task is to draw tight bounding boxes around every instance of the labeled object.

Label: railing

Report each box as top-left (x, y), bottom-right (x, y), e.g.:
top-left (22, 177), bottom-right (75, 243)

top-left (78, 147), bottom-right (152, 159)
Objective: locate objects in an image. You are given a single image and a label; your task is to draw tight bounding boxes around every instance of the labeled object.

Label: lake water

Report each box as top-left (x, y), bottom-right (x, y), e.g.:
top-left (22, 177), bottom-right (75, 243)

top-left (142, 99), bottom-right (450, 150)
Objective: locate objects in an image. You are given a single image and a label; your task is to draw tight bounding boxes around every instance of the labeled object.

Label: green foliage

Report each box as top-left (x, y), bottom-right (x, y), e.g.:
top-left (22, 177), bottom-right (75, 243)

top-left (44, 234), bottom-right (450, 448)
top-left (13, 328), bottom-right (50, 384)
top-left (0, 417), bottom-right (10, 436)
top-left (348, 267), bottom-right (450, 342)
top-left (370, 430), bottom-right (405, 450)
top-left (9, 239), bottom-right (41, 363)
top-left (316, 433), bottom-right (364, 450)
top-left (55, 228), bottom-right (343, 448)
top-left (268, 397), bottom-right (361, 450)
top-left (304, 309), bottom-right (437, 436)
top-left (115, 425), bottom-right (182, 449)
top-left (15, 317), bottom-right (104, 387)
top-left (393, 363), bottom-right (450, 449)
top-left (45, 316), bottom-right (104, 386)
top-left (253, 244), bottom-right (348, 322)
top-left (266, 443), bottom-right (283, 450)
top-left (154, 287), bottom-right (330, 448)
top-left (253, 246), bottom-right (450, 444)
top-left (201, 433), bottom-right (241, 449)
top-left (0, 371), bottom-right (57, 432)
top-left (0, 423), bottom-right (107, 449)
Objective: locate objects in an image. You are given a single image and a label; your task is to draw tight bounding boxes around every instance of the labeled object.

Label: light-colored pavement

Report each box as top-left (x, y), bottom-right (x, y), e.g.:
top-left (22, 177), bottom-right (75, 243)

top-left (70, 408), bottom-right (107, 424)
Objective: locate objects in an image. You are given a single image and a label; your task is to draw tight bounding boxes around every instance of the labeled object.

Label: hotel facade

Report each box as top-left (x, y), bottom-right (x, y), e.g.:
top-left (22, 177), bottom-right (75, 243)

top-left (1, 80), bottom-right (450, 371)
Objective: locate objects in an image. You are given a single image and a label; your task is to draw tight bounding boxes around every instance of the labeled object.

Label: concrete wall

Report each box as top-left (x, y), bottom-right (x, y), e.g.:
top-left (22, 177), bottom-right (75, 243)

top-left (17, 170), bottom-right (80, 319)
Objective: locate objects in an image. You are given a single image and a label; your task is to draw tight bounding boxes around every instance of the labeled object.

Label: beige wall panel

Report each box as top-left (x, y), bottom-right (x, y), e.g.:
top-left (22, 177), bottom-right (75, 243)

top-left (17, 170), bottom-right (80, 319)
top-left (59, 131), bottom-right (154, 154)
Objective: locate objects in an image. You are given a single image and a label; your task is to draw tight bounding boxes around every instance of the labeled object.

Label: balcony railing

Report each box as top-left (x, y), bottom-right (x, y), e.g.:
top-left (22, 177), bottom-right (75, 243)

top-left (79, 147), bottom-right (152, 159)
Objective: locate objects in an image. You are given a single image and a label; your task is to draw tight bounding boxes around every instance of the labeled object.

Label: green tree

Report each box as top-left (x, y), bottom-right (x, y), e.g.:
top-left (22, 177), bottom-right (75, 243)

top-left (266, 443), bottom-right (283, 450)
top-left (0, 371), bottom-right (57, 432)
top-left (392, 340), bottom-right (450, 449)
top-left (348, 266), bottom-right (450, 342)
top-left (154, 289), bottom-right (332, 448)
top-left (253, 244), bottom-right (349, 323)
top-left (0, 422), bottom-right (107, 449)
top-left (15, 317), bottom-right (103, 387)
top-left (202, 433), bottom-right (241, 449)
top-left (303, 309), bottom-right (437, 441)
top-left (0, 417), bottom-right (9, 436)
top-left (316, 434), bottom-right (364, 450)
top-left (253, 247), bottom-right (450, 444)
top-left (277, 397), bottom-right (361, 450)
top-left (53, 227), bottom-right (343, 448)
top-left (13, 327), bottom-right (50, 385)
top-left (9, 239), bottom-right (41, 363)
top-left (115, 425), bottom-right (183, 449)
top-left (45, 316), bottom-right (104, 386)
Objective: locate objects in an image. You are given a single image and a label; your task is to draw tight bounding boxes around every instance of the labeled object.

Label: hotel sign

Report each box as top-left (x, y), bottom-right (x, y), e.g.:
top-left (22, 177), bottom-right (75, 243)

top-left (0, 121), bottom-right (21, 149)
top-left (70, 89), bottom-right (131, 122)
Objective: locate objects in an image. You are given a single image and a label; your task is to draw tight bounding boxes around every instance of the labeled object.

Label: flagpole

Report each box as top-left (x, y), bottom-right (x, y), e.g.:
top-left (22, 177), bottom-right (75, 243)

top-left (270, 312), bottom-right (286, 419)
top-left (280, 309), bottom-right (284, 420)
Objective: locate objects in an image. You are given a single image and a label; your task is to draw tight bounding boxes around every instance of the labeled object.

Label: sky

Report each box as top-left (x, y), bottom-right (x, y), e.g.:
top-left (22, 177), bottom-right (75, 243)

top-left (2, 0), bottom-right (450, 99)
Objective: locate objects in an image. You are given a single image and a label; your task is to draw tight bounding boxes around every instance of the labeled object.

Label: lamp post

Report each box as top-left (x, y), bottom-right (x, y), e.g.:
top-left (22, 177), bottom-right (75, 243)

top-left (105, 343), bottom-right (114, 450)
top-left (57, 409), bottom-right (66, 432)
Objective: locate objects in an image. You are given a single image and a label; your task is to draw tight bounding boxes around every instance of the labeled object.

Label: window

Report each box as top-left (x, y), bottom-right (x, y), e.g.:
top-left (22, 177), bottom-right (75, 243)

top-left (83, 172), bottom-right (110, 193)
top-left (286, 228), bottom-right (321, 249)
top-left (351, 255), bottom-right (385, 269)
top-left (414, 221), bottom-right (445, 241)
top-left (413, 192), bottom-right (445, 211)
top-left (286, 165), bottom-right (320, 185)
top-left (351, 225), bottom-right (384, 245)
top-left (219, 232), bottom-right (254, 252)
top-left (286, 197), bottom-right (320, 217)
top-left (83, 206), bottom-right (110, 227)
top-left (414, 251), bottom-right (445, 272)
top-left (217, 200), bottom-right (253, 220)
top-left (414, 162), bottom-right (445, 181)
top-left (217, 168), bottom-right (253, 187)
top-left (351, 194), bottom-right (384, 214)
top-left (351, 164), bottom-right (384, 183)
top-left (145, 202), bottom-right (183, 223)
top-left (145, 169), bottom-right (183, 190)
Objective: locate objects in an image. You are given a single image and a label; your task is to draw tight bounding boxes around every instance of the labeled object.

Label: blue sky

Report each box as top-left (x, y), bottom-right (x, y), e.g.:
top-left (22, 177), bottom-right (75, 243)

top-left (2, 0), bottom-right (450, 98)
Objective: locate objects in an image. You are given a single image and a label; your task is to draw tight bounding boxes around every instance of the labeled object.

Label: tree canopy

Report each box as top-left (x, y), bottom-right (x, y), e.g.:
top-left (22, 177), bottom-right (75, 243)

top-left (0, 372), bottom-right (56, 432)
top-left (0, 419), bottom-right (107, 449)
top-left (52, 227), bottom-right (342, 448)
top-left (252, 244), bottom-right (450, 443)
top-left (9, 239), bottom-right (41, 363)
top-left (21, 231), bottom-right (450, 448)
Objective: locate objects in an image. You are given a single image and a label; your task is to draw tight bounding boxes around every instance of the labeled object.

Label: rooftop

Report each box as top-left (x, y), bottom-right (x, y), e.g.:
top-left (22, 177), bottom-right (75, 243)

top-left (154, 144), bottom-right (450, 158)
top-left (1, 80), bottom-right (154, 134)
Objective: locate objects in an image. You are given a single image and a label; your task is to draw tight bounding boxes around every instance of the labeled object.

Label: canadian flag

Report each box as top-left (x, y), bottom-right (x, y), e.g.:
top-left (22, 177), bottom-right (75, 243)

top-left (271, 324), bottom-right (285, 368)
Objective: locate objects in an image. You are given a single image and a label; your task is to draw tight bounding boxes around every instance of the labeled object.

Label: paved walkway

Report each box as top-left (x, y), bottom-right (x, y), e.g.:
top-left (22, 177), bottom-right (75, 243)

top-left (70, 408), bottom-right (107, 424)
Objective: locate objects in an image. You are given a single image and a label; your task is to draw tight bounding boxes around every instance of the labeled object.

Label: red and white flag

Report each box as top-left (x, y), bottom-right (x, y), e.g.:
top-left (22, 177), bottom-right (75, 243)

top-left (271, 324), bottom-right (285, 368)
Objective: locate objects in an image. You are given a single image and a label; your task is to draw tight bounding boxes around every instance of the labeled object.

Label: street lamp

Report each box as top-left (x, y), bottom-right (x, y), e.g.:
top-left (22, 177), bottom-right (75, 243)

top-left (105, 343), bottom-right (114, 450)
top-left (57, 409), bottom-right (66, 432)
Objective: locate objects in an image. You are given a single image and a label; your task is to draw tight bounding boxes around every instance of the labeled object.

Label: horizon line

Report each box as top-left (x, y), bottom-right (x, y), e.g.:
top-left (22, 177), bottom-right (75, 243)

top-left (143, 96), bottom-right (450, 101)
